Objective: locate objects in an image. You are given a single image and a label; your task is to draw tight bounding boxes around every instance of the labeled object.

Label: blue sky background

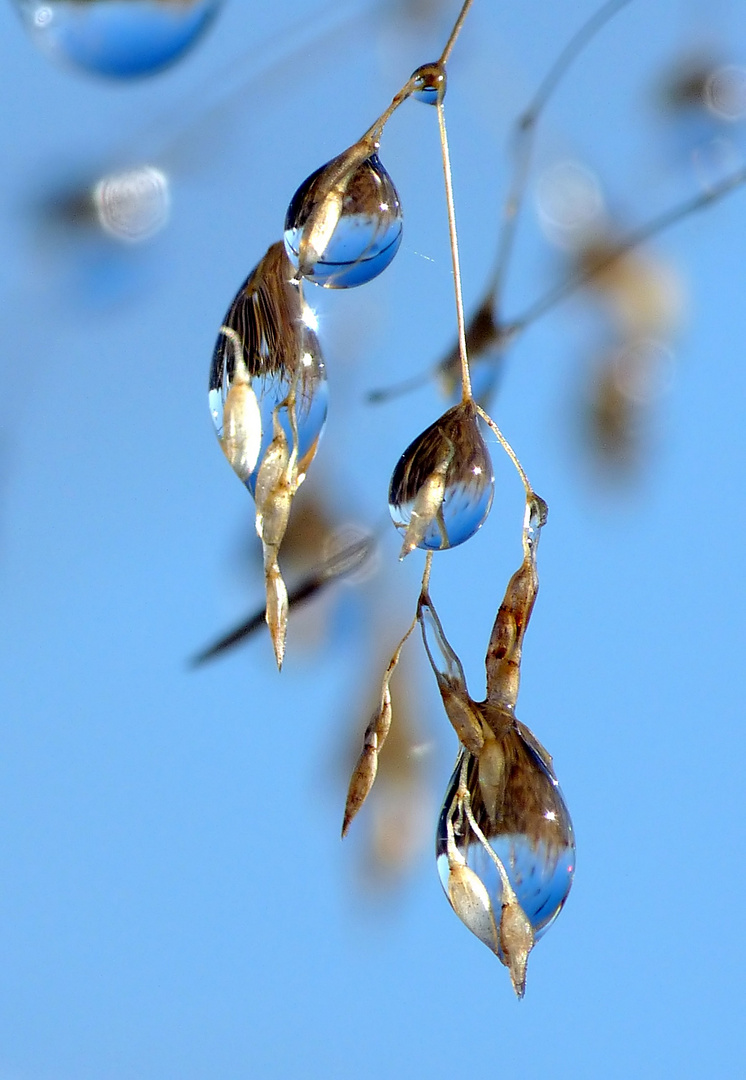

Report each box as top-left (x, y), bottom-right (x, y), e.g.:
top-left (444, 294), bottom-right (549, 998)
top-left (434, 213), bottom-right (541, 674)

top-left (1, 1), bottom-right (745, 1077)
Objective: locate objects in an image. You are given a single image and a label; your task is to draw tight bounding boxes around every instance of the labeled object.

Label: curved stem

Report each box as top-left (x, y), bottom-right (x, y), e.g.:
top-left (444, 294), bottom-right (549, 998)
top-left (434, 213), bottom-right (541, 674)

top-left (488, 0), bottom-right (635, 314)
top-left (476, 404), bottom-right (532, 499)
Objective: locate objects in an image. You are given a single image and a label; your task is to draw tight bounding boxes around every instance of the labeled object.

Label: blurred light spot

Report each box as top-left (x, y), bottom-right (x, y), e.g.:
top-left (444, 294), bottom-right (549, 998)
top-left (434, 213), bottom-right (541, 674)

top-left (611, 338), bottom-right (675, 405)
top-left (536, 160), bottom-right (604, 247)
top-left (576, 238), bottom-right (683, 338)
top-left (705, 64), bottom-right (746, 121)
top-left (92, 165), bottom-right (170, 243)
top-left (34, 5), bottom-right (52, 27)
top-left (691, 135), bottom-right (744, 195)
top-left (301, 305), bottom-right (319, 332)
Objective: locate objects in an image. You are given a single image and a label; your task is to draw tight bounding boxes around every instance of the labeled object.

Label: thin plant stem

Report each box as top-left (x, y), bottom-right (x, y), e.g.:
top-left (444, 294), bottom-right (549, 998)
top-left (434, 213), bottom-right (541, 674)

top-left (364, 0), bottom-right (476, 142)
top-left (437, 101), bottom-right (472, 403)
top-left (378, 560), bottom-right (432, 690)
top-left (506, 165), bottom-right (746, 336)
top-left (367, 163), bottom-right (746, 406)
top-left (364, 74), bottom-right (420, 143)
top-left (488, 0), bottom-right (635, 312)
top-left (439, 0), bottom-right (476, 65)
top-left (420, 550), bottom-right (434, 596)
top-left (476, 404), bottom-right (533, 499)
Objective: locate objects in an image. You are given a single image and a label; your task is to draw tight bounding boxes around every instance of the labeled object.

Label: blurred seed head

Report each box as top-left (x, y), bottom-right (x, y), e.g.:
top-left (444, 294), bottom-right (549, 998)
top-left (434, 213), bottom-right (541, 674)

top-left (322, 523), bottom-right (380, 586)
top-left (660, 52), bottom-right (718, 114)
top-left (659, 51), bottom-right (746, 122)
top-left (584, 338), bottom-right (674, 471)
top-left (574, 233), bottom-right (682, 338)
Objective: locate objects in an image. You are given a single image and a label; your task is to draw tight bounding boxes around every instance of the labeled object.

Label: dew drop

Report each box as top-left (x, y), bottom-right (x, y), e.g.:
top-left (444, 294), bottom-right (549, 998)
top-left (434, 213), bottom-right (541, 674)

top-left (16, 0), bottom-right (222, 79)
top-left (411, 62), bottom-right (446, 106)
top-left (436, 739), bottom-right (575, 953)
top-left (209, 242), bottom-right (328, 497)
top-left (284, 149), bottom-right (403, 288)
top-left (388, 401), bottom-right (494, 553)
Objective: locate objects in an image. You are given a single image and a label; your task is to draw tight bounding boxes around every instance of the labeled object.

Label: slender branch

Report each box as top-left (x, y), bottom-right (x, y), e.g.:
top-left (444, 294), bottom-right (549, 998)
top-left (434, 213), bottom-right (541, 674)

top-left (439, 0), bottom-right (476, 65)
top-left (420, 550), bottom-right (434, 597)
top-left (190, 534), bottom-right (374, 666)
top-left (506, 165), bottom-right (746, 336)
top-left (363, 0), bottom-right (476, 142)
top-left (476, 404), bottom-right (533, 499)
top-left (437, 101), bottom-right (472, 402)
top-left (488, 0), bottom-right (635, 311)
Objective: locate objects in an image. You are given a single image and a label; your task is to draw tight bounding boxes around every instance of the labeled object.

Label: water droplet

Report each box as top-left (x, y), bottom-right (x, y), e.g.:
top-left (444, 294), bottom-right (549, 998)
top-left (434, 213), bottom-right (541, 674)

top-left (411, 62), bottom-right (446, 105)
top-left (388, 401), bottom-right (494, 553)
top-left (524, 493), bottom-right (548, 556)
top-left (209, 242), bottom-right (328, 497)
top-left (284, 148), bottom-right (403, 288)
top-left (436, 738), bottom-right (575, 952)
top-left (16, 0), bottom-right (222, 79)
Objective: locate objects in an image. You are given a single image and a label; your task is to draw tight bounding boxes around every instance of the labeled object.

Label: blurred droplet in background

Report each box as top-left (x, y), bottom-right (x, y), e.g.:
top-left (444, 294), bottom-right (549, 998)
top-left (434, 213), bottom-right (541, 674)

top-left (15, 0), bottom-right (223, 79)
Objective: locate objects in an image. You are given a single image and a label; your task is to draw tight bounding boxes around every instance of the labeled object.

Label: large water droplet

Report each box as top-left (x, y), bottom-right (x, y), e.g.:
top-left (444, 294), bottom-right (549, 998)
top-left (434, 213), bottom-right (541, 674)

top-left (284, 149), bottom-right (402, 288)
top-left (436, 737), bottom-right (575, 952)
top-left (209, 242), bottom-right (328, 497)
top-left (16, 0), bottom-right (222, 79)
top-left (388, 401), bottom-right (494, 553)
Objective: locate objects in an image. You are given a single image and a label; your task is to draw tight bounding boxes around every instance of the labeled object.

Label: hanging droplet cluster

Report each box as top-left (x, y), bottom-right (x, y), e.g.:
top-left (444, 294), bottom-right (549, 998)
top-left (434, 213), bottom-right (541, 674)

top-left (209, 242), bottom-right (327, 668)
top-left (421, 496), bottom-right (575, 996)
top-left (206, 18), bottom-right (576, 999)
top-left (211, 108), bottom-right (405, 665)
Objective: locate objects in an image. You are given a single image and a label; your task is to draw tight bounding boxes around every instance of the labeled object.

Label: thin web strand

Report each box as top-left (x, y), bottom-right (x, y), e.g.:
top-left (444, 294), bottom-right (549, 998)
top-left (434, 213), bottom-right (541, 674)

top-left (476, 404), bottom-right (533, 499)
